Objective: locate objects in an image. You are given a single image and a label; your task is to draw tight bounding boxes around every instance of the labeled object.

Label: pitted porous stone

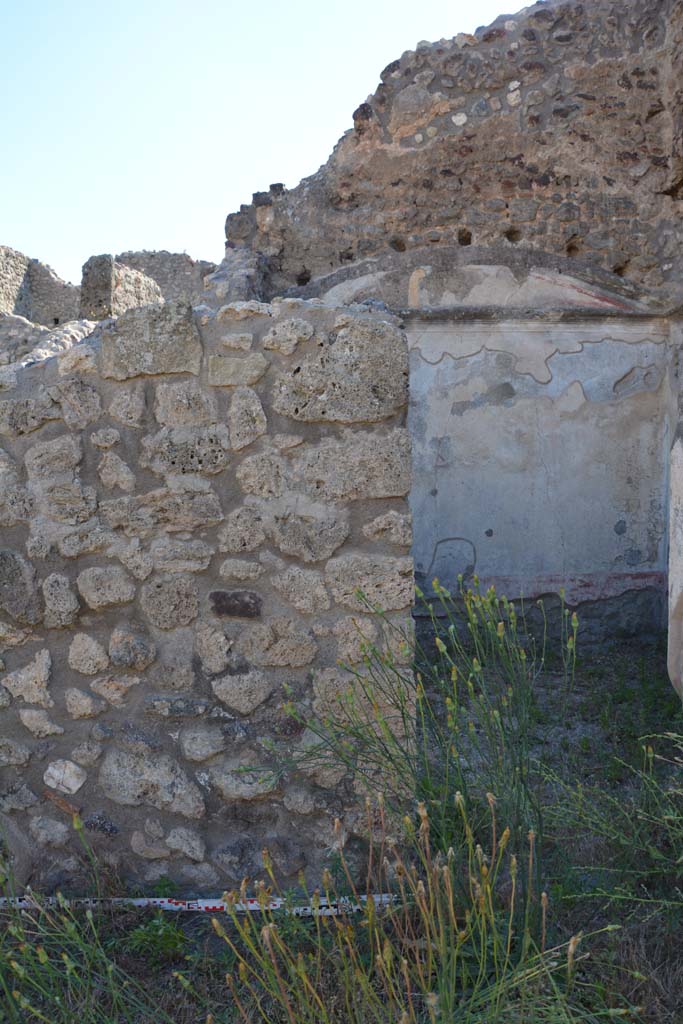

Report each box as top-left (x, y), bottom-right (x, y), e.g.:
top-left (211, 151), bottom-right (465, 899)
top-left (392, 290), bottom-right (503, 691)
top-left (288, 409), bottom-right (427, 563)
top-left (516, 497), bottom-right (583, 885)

top-left (76, 567), bottom-right (135, 610)
top-left (0, 738), bottom-right (31, 766)
top-left (3, 649), bottom-right (52, 706)
top-left (294, 429), bottom-right (411, 500)
top-left (0, 550), bottom-right (42, 624)
top-left (18, 709), bottom-right (64, 737)
top-left (218, 558), bottom-right (264, 582)
top-left (0, 486), bottom-right (34, 527)
top-left (194, 621), bottom-right (232, 676)
top-left (325, 554), bottom-right (414, 611)
top-left (111, 539), bottom-right (154, 580)
top-left (100, 301), bottom-right (202, 380)
top-left (208, 353), bottom-right (269, 386)
top-left (49, 377), bottom-right (102, 429)
top-left (101, 487), bottom-right (223, 537)
top-left (97, 452), bottom-right (135, 492)
top-left (65, 687), bottom-right (106, 719)
top-left (98, 747), bottom-right (205, 818)
top-left (165, 827), bottom-right (206, 862)
top-left (108, 623), bottom-right (157, 671)
top-left (154, 379), bottom-right (217, 426)
top-left (268, 504), bottom-right (350, 563)
top-left (272, 566), bottom-right (330, 613)
top-left (42, 574), bottom-right (80, 628)
top-left (236, 452), bottom-right (285, 497)
top-left (0, 621), bottom-right (33, 651)
top-left (211, 669), bottom-right (274, 715)
top-left (179, 723), bottom-right (226, 762)
top-left (362, 510), bottom-right (412, 546)
top-left (90, 674), bottom-right (141, 706)
top-left (227, 387), bottom-right (267, 450)
top-left (239, 617), bottom-right (317, 667)
top-left (108, 383), bottom-right (146, 427)
top-left (0, 391), bottom-right (60, 437)
top-left (220, 333), bottom-right (253, 351)
top-left (144, 694), bottom-right (209, 718)
top-left (44, 759), bottom-right (87, 795)
top-left (71, 740), bottom-right (103, 766)
top-left (263, 318), bottom-right (315, 355)
top-left (141, 426), bottom-right (231, 478)
top-left (68, 633), bottom-right (109, 675)
top-left (40, 481), bottom-right (98, 525)
top-left (218, 505), bottom-right (266, 553)
top-left (333, 616), bottom-right (379, 664)
top-left (29, 817), bottom-right (70, 848)
top-left (272, 318), bottom-right (407, 423)
top-left (25, 434), bottom-right (81, 482)
top-left (140, 575), bottom-right (199, 629)
top-left (149, 537), bottom-right (214, 573)
top-left (0, 686), bottom-right (9, 709)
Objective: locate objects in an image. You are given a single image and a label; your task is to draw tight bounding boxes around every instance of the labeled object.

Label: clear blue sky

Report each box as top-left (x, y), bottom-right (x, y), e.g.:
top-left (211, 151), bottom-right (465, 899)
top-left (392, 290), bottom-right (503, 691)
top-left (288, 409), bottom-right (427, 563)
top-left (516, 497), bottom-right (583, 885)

top-left (1, 0), bottom-right (516, 284)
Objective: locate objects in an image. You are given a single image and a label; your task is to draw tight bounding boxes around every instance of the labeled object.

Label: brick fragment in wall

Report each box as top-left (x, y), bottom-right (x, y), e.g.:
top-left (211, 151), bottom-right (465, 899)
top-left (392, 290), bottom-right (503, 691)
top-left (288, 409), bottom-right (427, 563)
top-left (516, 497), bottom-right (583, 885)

top-left (0, 296), bottom-right (412, 889)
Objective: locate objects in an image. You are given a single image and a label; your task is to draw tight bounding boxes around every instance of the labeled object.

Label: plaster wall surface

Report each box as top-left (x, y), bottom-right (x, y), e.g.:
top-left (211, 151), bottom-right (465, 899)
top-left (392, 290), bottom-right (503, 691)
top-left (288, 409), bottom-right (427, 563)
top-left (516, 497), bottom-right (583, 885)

top-left (407, 310), bottom-right (677, 635)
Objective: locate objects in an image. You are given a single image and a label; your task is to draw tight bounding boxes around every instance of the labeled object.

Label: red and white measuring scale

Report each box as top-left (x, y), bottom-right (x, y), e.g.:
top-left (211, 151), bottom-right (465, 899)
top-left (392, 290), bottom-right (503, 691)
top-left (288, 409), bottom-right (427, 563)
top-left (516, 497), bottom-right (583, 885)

top-left (0, 892), bottom-right (395, 916)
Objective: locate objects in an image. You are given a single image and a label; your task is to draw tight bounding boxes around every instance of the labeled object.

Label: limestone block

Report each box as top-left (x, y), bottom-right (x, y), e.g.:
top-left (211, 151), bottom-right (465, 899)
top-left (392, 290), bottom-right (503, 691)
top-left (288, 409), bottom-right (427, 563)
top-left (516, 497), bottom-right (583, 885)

top-left (41, 481), bottom-right (98, 525)
top-left (140, 575), bottom-right (199, 629)
top-left (3, 649), bottom-right (52, 706)
top-left (362, 510), bottom-right (412, 546)
top-left (194, 621), bottom-right (232, 676)
top-left (220, 333), bottom-right (253, 351)
top-left (0, 550), bottom-right (42, 623)
top-left (90, 674), bottom-right (141, 706)
top-left (29, 817), bottom-right (70, 848)
top-left (49, 377), bottom-right (102, 429)
top-left (325, 554), bottom-right (414, 611)
top-left (131, 831), bottom-right (169, 860)
top-left (71, 740), bottom-right (103, 766)
top-left (271, 566), bottom-right (330, 613)
top-left (44, 759), bottom-right (87, 795)
top-left (207, 353), bottom-right (269, 386)
top-left (108, 623), bottom-right (157, 671)
top-left (68, 634), bottom-right (109, 675)
top-left (0, 621), bottom-right (33, 651)
top-left (65, 687), bottom-right (106, 719)
top-left (25, 434), bottom-right (81, 481)
top-left (218, 558), bottom-right (264, 582)
top-left (91, 428), bottom-right (120, 449)
top-left (239, 617), bottom-right (317, 667)
top-left (210, 762), bottom-right (277, 801)
top-left (263, 318), bottom-right (314, 355)
top-left (42, 574), bottom-right (80, 628)
top-left (211, 669), bottom-right (274, 715)
top-left (227, 387), bottom-right (267, 450)
top-left (76, 567), bottom-right (135, 610)
top-left (0, 486), bottom-right (34, 527)
top-left (0, 738), bottom-right (31, 766)
top-left (141, 426), bottom-right (231, 478)
top-left (100, 301), bottom-right (202, 380)
top-left (98, 452), bottom-right (135, 492)
top-left (272, 317), bottom-right (407, 423)
top-left (111, 539), bottom-right (153, 580)
top-left (179, 723), bottom-right (226, 762)
top-left (98, 748), bottom-right (205, 818)
top-left (333, 616), bottom-right (379, 664)
top-left (154, 379), bottom-right (217, 426)
top-left (18, 709), bottom-right (64, 737)
top-left (268, 504), bottom-right (350, 562)
top-left (0, 686), bottom-right (8, 708)
top-left (236, 453), bottom-right (285, 497)
top-left (165, 827), bottom-right (205, 862)
top-left (294, 429), bottom-right (411, 500)
top-left (101, 488), bottom-right (223, 536)
top-left (109, 383), bottom-right (146, 427)
top-left (150, 538), bottom-right (214, 573)
top-left (217, 505), bottom-right (266, 553)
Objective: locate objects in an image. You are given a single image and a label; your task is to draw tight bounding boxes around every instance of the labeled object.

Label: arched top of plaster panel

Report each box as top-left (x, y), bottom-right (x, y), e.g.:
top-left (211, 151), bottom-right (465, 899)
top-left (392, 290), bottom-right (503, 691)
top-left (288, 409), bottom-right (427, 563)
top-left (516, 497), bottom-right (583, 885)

top-left (282, 245), bottom-right (668, 316)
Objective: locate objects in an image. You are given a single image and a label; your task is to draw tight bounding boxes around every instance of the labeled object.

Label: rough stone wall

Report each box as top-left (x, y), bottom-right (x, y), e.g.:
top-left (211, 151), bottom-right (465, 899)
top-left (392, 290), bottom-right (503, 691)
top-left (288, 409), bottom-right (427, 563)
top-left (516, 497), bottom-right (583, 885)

top-left (0, 289), bottom-right (412, 890)
top-left (0, 247), bottom-right (79, 327)
top-left (80, 256), bottom-right (164, 321)
top-left (226, 0), bottom-right (683, 305)
top-left (116, 251), bottom-right (218, 305)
